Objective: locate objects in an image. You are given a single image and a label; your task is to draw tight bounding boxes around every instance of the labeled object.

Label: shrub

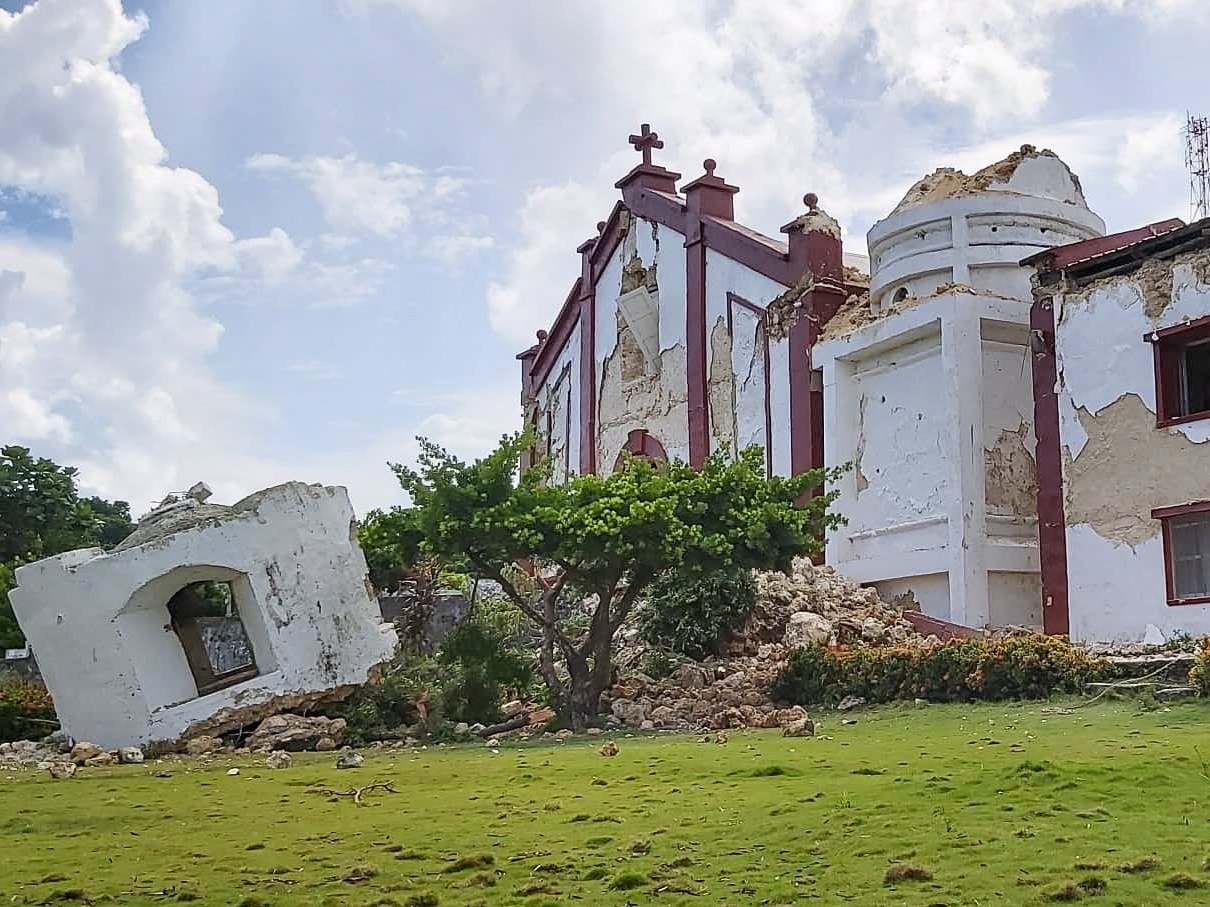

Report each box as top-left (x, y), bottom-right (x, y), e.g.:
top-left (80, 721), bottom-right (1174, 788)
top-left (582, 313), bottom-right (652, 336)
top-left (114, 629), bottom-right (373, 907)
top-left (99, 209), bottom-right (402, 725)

top-left (639, 565), bottom-right (756, 659)
top-left (1188, 638), bottom-right (1210, 695)
top-left (333, 656), bottom-right (449, 744)
top-left (438, 600), bottom-right (532, 724)
top-left (771, 636), bottom-right (1108, 707)
top-left (0, 677), bottom-right (58, 742)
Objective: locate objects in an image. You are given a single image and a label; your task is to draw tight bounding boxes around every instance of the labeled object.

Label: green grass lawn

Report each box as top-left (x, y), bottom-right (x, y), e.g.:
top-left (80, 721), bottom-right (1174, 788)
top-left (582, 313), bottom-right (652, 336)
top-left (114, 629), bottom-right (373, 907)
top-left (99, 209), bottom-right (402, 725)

top-left (4, 699), bottom-right (1210, 906)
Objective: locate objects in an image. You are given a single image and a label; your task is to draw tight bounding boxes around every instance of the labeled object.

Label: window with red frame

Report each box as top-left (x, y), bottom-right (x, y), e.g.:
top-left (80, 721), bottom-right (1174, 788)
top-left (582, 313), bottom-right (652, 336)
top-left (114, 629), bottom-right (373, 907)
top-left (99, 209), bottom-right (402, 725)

top-left (1154, 501), bottom-right (1210, 605)
top-left (1149, 316), bottom-right (1210, 425)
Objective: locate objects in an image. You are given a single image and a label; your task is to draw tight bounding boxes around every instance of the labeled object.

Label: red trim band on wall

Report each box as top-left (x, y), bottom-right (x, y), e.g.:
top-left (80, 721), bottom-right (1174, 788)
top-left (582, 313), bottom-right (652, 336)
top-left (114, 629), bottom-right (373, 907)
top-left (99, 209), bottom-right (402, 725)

top-left (1030, 296), bottom-right (1070, 636)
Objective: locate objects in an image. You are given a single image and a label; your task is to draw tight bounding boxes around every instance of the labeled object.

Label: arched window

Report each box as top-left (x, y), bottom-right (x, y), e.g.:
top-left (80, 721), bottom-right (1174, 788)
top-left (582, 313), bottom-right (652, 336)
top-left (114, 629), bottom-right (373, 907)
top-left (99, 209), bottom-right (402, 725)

top-left (614, 429), bottom-right (669, 470)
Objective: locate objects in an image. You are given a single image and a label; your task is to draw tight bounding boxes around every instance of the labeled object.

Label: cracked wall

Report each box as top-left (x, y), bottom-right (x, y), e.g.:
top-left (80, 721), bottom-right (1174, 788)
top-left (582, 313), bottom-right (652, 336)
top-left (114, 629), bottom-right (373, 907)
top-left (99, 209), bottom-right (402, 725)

top-left (1056, 251), bottom-right (1210, 642)
top-left (596, 216), bottom-right (688, 473)
top-left (984, 423), bottom-right (1037, 519)
top-left (1066, 394), bottom-right (1208, 546)
top-left (708, 315), bottom-right (737, 455)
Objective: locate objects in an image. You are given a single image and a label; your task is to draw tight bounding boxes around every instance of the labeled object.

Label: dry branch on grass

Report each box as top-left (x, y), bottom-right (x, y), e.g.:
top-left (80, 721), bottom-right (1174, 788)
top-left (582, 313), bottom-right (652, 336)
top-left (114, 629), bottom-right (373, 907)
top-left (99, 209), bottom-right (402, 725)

top-left (308, 780), bottom-right (398, 806)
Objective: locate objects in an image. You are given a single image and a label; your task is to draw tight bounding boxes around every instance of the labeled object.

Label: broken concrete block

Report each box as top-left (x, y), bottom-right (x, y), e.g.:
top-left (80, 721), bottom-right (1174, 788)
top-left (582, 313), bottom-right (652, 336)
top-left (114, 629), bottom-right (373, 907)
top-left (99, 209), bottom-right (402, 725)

top-left (8, 482), bottom-right (397, 750)
top-left (335, 748), bottom-right (363, 769)
top-left (265, 750), bottom-right (293, 769)
top-left (118, 747), bottom-right (145, 764)
top-left (184, 735), bottom-right (223, 757)
top-left (246, 714), bottom-right (347, 752)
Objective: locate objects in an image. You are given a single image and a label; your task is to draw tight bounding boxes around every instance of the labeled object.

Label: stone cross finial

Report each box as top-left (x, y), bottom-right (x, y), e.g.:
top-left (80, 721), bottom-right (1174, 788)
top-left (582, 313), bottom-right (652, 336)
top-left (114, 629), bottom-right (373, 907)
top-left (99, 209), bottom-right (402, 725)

top-left (628, 123), bottom-right (664, 166)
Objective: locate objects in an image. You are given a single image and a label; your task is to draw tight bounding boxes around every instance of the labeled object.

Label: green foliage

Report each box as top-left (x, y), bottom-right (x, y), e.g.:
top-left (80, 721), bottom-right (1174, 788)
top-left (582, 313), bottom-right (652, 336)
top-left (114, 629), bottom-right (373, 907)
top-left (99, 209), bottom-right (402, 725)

top-left (334, 656), bottom-right (448, 745)
top-left (771, 636), bottom-right (1108, 706)
top-left (1189, 638), bottom-right (1210, 696)
top-left (438, 600), bottom-right (533, 724)
top-left (396, 439), bottom-right (838, 592)
top-left (334, 596), bottom-right (533, 740)
top-left (0, 677), bottom-right (57, 742)
top-left (0, 446), bottom-right (135, 648)
top-left (358, 507), bottom-right (425, 591)
top-left (639, 564), bottom-right (755, 659)
top-left (392, 434), bottom-right (842, 722)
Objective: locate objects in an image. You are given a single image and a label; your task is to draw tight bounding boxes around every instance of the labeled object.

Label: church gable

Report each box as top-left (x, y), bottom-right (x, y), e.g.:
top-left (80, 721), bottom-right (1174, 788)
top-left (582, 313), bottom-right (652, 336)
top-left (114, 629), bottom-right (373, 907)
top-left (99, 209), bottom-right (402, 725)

top-left (519, 124), bottom-right (853, 480)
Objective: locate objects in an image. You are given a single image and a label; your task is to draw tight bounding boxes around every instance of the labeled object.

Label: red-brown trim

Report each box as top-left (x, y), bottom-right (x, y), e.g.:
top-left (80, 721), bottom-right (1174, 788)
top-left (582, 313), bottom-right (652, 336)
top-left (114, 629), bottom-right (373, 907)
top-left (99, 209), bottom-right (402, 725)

top-left (726, 292), bottom-right (773, 477)
top-left (1153, 500), bottom-right (1210, 606)
top-left (1143, 312), bottom-right (1210, 343)
top-left (1152, 499), bottom-right (1210, 520)
top-left (578, 234), bottom-right (598, 475)
top-left (1030, 295), bottom-right (1070, 635)
top-left (1023, 218), bottom-right (1185, 271)
top-left (529, 279), bottom-right (581, 394)
top-left (617, 428), bottom-right (668, 466)
top-left (684, 192), bottom-right (709, 467)
top-left (1145, 313), bottom-right (1210, 427)
top-left (702, 218), bottom-right (797, 285)
top-left (784, 212), bottom-right (844, 478)
top-left (901, 610), bottom-right (981, 641)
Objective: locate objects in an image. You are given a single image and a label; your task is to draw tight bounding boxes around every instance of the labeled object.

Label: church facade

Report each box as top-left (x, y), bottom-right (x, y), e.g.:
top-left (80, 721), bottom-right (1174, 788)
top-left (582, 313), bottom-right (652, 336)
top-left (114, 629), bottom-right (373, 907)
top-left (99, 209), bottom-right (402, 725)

top-left (518, 124), bottom-right (1210, 643)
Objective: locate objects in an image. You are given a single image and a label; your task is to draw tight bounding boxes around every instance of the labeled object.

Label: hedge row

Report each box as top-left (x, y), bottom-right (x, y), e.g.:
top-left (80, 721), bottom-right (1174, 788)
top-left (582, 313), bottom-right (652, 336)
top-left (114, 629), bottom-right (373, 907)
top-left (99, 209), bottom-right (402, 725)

top-left (770, 636), bottom-right (1110, 706)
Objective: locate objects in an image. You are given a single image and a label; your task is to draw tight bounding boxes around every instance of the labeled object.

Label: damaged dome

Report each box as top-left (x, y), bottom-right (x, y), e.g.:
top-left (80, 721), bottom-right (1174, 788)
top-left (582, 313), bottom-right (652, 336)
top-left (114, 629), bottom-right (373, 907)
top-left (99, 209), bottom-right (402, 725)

top-left (890, 145), bottom-right (1090, 216)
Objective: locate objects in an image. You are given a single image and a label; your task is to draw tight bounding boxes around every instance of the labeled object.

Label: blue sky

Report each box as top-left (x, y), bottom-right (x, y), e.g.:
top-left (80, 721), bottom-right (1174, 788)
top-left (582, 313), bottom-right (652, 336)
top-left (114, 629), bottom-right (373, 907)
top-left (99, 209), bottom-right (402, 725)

top-left (0, 0), bottom-right (1206, 515)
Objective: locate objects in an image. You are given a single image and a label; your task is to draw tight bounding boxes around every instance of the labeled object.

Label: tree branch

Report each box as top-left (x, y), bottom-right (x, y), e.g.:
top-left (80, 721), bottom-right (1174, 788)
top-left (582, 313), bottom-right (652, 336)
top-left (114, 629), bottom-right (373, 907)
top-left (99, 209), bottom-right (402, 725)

top-left (610, 570), bottom-right (652, 634)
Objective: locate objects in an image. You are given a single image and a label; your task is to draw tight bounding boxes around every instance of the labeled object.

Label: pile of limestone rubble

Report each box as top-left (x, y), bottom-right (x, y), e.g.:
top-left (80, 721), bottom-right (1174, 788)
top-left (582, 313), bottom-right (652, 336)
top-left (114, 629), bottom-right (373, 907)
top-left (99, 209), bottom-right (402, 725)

top-left (0, 713), bottom-right (352, 776)
top-left (603, 558), bottom-right (940, 732)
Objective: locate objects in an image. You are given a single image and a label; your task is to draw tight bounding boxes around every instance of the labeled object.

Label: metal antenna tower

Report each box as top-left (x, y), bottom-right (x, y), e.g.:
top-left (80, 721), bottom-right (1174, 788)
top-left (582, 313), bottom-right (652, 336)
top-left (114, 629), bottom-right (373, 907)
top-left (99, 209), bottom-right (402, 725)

top-left (1185, 112), bottom-right (1210, 221)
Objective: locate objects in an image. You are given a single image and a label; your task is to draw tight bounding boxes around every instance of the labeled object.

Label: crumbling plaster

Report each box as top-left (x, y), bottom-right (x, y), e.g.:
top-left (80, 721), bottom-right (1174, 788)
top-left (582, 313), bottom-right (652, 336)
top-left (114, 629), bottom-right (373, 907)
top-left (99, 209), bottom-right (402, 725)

top-left (707, 315), bottom-right (737, 455)
top-left (1054, 253), bottom-right (1210, 642)
top-left (729, 303), bottom-right (769, 459)
top-left (1057, 250), bottom-right (1210, 450)
top-left (8, 483), bottom-right (397, 748)
top-left (595, 215), bottom-right (689, 472)
top-left (532, 319), bottom-right (582, 478)
top-left (704, 248), bottom-right (792, 474)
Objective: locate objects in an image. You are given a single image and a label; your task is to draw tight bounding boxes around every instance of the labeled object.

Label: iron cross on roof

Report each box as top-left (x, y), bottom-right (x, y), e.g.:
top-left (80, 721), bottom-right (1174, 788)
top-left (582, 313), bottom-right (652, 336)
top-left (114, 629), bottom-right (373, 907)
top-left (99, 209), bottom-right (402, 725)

top-left (628, 123), bottom-right (664, 166)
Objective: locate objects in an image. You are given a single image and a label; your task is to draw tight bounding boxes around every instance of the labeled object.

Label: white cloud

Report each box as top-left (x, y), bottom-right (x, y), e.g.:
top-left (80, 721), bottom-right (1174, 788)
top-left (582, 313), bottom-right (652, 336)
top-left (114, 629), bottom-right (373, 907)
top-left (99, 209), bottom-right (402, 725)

top-left (357, 0), bottom-right (1196, 345)
top-left (0, 0), bottom-right (305, 505)
top-left (0, 387), bottom-right (72, 443)
top-left (247, 152), bottom-right (425, 237)
top-left (426, 233), bottom-right (494, 268)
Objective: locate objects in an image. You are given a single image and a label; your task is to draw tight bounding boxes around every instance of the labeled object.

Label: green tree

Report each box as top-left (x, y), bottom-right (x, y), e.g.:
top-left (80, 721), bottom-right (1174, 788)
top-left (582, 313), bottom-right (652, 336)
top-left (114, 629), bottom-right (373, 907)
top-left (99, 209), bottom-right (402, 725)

top-left (358, 506), bottom-right (426, 592)
top-left (0, 445), bottom-right (135, 648)
top-left (395, 436), bottom-right (842, 728)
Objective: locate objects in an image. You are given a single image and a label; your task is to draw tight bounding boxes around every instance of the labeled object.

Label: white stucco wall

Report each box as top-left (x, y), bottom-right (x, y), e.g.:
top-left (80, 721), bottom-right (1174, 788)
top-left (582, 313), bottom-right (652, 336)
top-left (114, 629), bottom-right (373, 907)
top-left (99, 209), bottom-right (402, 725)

top-left (816, 291), bottom-right (1041, 629)
top-left (8, 483), bottom-right (397, 748)
top-left (1054, 252), bottom-right (1210, 642)
top-left (704, 248), bottom-right (792, 470)
top-left (532, 318), bottom-right (581, 479)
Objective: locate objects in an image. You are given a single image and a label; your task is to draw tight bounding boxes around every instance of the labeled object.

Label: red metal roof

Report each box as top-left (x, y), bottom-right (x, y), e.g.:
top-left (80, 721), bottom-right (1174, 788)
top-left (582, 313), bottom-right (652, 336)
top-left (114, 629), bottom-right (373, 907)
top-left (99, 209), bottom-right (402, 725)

top-left (1021, 218), bottom-right (1185, 271)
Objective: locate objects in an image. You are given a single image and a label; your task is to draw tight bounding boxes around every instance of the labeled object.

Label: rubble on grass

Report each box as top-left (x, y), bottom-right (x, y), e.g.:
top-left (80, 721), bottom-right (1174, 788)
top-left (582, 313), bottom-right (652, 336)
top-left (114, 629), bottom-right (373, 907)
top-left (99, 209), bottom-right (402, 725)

top-left (603, 558), bottom-right (940, 732)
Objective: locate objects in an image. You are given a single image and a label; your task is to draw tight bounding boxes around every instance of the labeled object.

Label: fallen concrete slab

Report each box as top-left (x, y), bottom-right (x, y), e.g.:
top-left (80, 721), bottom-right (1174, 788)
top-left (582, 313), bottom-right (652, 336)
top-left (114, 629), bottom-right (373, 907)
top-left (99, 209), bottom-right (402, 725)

top-left (8, 482), bottom-right (397, 748)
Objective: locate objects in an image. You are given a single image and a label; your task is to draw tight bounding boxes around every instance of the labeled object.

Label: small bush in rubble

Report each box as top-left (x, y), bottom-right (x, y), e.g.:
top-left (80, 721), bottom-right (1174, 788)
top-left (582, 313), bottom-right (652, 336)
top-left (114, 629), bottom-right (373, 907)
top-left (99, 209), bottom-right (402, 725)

top-left (1188, 638), bottom-right (1210, 696)
top-left (437, 599), bottom-right (533, 724)
top-left (638, 565), bottom-right (756, 659)
top-left (335, 656), bottom-right (450, 744)
top-left (771, 636), bottom-right (1108, 706)
top-left (0, 677), bottom-right (57, 742)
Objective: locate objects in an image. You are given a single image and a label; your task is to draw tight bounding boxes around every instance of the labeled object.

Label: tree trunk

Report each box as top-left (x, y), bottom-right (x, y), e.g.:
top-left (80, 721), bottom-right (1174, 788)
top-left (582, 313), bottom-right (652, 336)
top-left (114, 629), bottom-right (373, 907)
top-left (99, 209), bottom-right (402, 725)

top-left (565, 616), bottom-right (615, 729)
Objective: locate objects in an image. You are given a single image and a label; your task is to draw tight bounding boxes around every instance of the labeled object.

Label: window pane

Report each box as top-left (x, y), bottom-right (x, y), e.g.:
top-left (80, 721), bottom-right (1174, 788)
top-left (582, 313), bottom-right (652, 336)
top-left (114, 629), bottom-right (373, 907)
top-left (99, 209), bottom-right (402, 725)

top-left (1183, 341), bottom-right (1210, 416)
top-left (1171, 514), bottom-right (1210, 600)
